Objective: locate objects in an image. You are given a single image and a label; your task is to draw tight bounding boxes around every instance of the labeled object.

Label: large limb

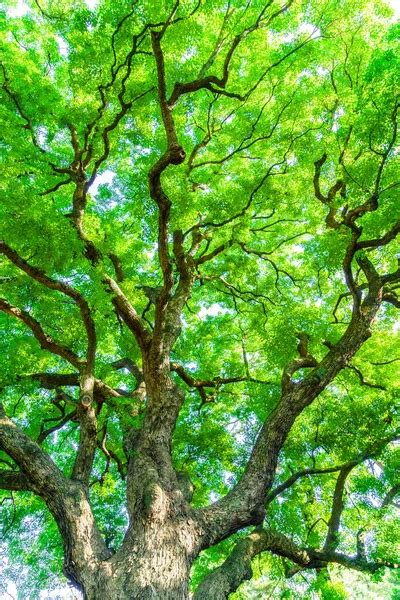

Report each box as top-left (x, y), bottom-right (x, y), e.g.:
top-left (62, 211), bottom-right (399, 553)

top-left (122, 23), bottom-right (199, 520)
top-left (187, 136), bottom-right (398, 541)
top-left (0, 469), bottom-right (31, 491)
top-left (193, 528), bottom-right (310, 600)
top-left (323, 465), bottom-right (355, 552)
top-left (126, 22), bottom-right (194, 466)
top-left (0, 241), bottom-right (99, 485)
top-left (195, 434), bottom-right (399, 599)
top-left (147, 3), bottom-right (300, 357)
top-left (193, 525), bottom-right (399, 600)
top-left (147, 26), bottom-right (186, 358)
top-left (197, 252), bottom-right (391, 546)
top-left (0, 298), bottom-right (83, 370)
top-left (0, 405), bottom-right (111, 583)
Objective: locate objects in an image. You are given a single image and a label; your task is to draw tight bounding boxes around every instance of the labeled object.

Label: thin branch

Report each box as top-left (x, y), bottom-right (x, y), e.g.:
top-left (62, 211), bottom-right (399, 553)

top-left (346, 364), bottom-right (386, 390)
top-left (324, 465), bottom-right (355, 552)
top-left (1, 62), bottom-right (46, 153)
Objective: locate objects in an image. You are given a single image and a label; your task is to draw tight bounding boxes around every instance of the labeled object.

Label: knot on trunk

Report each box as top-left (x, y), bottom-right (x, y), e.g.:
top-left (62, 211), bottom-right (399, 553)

top-left (143, 482), bottom-right (169, 522)
top-left (169, 144), bottom-right (186, 165)
top-left (80, 393), bottom-right (92, 407)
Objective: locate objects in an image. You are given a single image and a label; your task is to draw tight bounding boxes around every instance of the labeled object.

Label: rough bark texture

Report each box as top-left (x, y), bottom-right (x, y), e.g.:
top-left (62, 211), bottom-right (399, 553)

top-left (1, 4), bottom-right (399, 599)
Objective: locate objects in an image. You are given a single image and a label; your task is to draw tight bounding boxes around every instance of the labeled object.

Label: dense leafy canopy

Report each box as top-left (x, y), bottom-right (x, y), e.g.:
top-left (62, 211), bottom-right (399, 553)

top-left (0, 0), bottom-right (399, 598)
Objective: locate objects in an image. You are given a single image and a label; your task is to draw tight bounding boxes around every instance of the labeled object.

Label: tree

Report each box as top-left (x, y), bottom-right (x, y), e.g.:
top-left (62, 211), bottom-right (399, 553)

top-left (0, 0), bottom-right (399, 598)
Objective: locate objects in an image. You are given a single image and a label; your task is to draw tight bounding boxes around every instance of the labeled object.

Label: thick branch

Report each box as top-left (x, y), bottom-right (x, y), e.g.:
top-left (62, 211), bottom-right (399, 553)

top-left (324, 465), bottom-right (354, 552)
top-left (194, 527), bottom-right (309, 600)
top-left (0, 405), bottom-right (110, 577)
top-left (0, 404), bottom-right (68, 498)
top-left (27, 372), bottom-right (80, 388)
top-left (198, 275), bottom-right (384, 546)
top-left (0, 298), bottom-right (83, 370)
top-left (104, 276), bottom-right (151, 351)
top-left (0, 470), bottom-right (31, 491)
top-left (0, 241), bottom-right (96, 372)
top-left (71, 400), bottom-right (98, 485)
top-left (194, 524), bottom-right (399, 600)
top-left (382, 483), bottom-right (400, 508)
top-left (356, 220), bottom-right (400, 250)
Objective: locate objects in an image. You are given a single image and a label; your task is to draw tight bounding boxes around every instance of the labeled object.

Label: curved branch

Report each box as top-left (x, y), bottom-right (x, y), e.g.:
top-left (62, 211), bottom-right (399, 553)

top-left (169, 1), bottom-right (295, 107)
top-left (0, 298), bottom-right (83, 370)
top-left (323, 465), bottom-right (354, 552)
top-left (1, 62), bottom-right (46, 153)
top-left (0, 241), bottom-right (96, 372)
top-left (267, 435), bottom-right (396, 503)
top-left (0, 404), bottom-right (111, 578)
top-left (193, 528), bottom-right (309, 600)
top-left (103, 276), bottom-right (151, 351)
top-left (197, 272), bottom-right (384, 547)
top-left (194, 523), bottom-right (399, 600)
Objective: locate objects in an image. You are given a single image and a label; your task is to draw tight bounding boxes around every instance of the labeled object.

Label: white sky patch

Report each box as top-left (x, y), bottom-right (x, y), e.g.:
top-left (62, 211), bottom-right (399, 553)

top-left (56, 35), bottom-right (69, 57)
top-left (197, 303), bottom-right (231, 319)
top-left (386, 0), bottom-right (400, 17)
top-left (298, 23), bottom-right (321, 39)
top-left (298, 68), bottom-right (313, 80)
top-left (332, 106), bottom-right (345, 132)
top-left (317, 66), bottom-right (329, 76)
top-left (184, 361), bottom-right (198, 371)
top-left (7, 0), bottom-right (29, 17)
top-left (144, 243), bottom-right (158, 261)
top-left (367, 460), bottom-right (384, 478)
top-left (0, 579), bottom-right (81, 599)
top-left (0, 581), bottom-right (17, 600)
top-left (282, 23), bottom-right (320, 44)
top-left (134, 145), bottom-right (152, 156)
top-left (84, 0), bottom-right (98, 9)
top-left (89, 170), bottom-right (115, 196)
top-left (223, 471), bottom-right (236, 486)
top-left (37, 126), bottom-right (48, 147)
top-left (181, 48), bottom-right (197, 62)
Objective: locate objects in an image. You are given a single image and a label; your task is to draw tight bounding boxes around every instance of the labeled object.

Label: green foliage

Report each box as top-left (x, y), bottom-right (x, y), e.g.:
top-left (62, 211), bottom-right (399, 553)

top-left (0, 0), bottom-right (399, 597)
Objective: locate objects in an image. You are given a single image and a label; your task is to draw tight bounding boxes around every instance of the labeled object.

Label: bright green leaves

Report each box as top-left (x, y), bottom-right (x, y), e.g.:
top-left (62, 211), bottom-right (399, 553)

top-left (1, 0), bottom-right (400, 596)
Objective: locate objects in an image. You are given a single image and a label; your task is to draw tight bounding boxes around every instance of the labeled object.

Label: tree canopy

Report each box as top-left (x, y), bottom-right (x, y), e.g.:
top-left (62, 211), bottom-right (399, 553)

top-left (0, 0), bottom-right (399, 598)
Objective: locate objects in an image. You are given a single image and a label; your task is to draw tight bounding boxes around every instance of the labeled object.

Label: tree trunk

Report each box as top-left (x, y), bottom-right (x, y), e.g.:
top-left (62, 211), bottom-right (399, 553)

top-left (72, 516), bottom-right (200, 600)
top-left (69, 369), bottom-right (202, 600)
